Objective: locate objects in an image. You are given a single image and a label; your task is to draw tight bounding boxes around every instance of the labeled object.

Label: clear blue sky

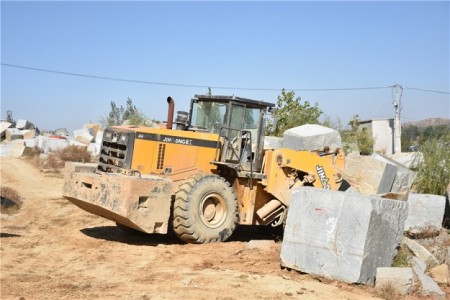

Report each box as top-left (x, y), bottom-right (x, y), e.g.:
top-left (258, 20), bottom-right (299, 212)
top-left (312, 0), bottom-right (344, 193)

top-left (1, 1), bottom-right (449, 133)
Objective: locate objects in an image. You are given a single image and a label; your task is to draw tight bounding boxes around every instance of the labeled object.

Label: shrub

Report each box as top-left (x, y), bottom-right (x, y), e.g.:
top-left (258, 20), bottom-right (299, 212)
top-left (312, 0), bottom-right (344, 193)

top-left (414, 132), bottom-right (450, 195)
top-left (0, 186), bottom-right (22, 214)
top-left (43, 145), bottom-right (92, 169)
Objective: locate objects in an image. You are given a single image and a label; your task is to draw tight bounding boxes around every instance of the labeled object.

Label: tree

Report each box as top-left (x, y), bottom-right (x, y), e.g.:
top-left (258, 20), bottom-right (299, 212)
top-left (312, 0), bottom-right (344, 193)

top-left (346, 114), bottom-right (374, 155)
top-left (267, 89), bottom-right (322, 137)
top-left (101, 98), bottom-right (148, 127)
top-left (6, 110), bottom-right (16, 127)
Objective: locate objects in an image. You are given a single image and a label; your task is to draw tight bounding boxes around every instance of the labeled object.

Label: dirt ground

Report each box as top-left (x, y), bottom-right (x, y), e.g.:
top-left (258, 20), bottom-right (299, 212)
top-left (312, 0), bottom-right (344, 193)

top-left (1, 157), bottom-right (385, 299)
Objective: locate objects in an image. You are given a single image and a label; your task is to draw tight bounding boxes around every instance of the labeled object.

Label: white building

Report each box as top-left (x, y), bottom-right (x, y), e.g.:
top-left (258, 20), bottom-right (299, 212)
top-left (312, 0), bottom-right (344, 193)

top-left (359, 118), bottom-right (395, 155)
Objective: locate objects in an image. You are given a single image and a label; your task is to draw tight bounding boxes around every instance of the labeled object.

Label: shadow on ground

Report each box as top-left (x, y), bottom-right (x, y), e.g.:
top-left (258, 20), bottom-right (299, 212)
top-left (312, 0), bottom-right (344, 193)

top-left (80, 224), bottom-right (283, 246)
top-left (0, 232), bottom-right (21, 238)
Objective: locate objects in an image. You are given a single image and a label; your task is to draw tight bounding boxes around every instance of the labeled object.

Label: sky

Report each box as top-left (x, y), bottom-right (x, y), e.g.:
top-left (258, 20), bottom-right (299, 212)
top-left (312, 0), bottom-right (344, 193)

top-left (1, 1), bottom-right (449, 133)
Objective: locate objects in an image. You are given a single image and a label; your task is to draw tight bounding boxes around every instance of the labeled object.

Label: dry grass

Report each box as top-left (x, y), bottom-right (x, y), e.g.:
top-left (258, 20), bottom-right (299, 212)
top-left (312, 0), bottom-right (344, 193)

top-left (406, 223), bottom-right (440, 240)
top-left (25, 145), bottom-right (92, 170)
top-left (375, 282), bottom-right (401, 300)
top-left (0, 186), bottom-right (22, 215)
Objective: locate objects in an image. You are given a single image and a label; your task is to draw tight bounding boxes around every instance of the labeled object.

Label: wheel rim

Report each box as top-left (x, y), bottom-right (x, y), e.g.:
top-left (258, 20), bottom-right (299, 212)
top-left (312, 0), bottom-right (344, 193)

top-left (199, 192), bottom-right (226, 228)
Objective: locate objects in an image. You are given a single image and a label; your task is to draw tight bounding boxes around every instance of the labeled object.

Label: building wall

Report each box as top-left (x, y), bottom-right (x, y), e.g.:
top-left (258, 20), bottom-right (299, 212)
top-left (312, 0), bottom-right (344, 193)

top-left (371, 119), bottom-right (394, 154)
top-left (359, 119), bottom-right (394, 154)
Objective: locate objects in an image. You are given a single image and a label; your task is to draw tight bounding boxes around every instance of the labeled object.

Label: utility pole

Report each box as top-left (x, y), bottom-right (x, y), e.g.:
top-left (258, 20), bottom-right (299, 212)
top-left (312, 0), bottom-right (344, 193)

top-left (392, 84), bottom-right (403, 154)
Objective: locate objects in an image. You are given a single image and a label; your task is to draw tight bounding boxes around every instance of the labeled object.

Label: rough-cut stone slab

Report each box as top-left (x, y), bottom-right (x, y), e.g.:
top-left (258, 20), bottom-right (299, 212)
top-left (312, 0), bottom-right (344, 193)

top-left (1, 121), bottom-right (12, 136)
top-left (95, 130), bottom-right (104, 143)
top-left (84, 123), bottom-right (101, 138)
top-left (375, 267), bottom-right (414, 295)
top-left (21, 129), bottom-right (36, 140)
top-left (416, 270), bottom-right (445, 298)
top-left (87, 143), bottom-right (100, 156)
top-left (280, 187), bottom-right (408, 284)
top-left (0, 140), bottom-right (25, 157)
top-left (15, 119), bottom-right (29, 129)
top-left (385, 152), bottom-right (423, 169)
top-left (402, 237), bottom-right (439, 268)
top-left (263, 136), bottom-right (283, 150)
top-left (429, 264), bottom-right (450, 285)
top-left (372, 153), bottom-right (416, 193)
top-left (404, 193), bottom-right (445, 234)
top-left (5, 128), bottom-right (24, 141)
top-left (283, 124), bottom-right (342, 152)
top-left (37, 136), bottom-right (69, 153)
top-left (376, 163), bottom-right (397, 194)
top-left (73, 128), bottom-right (94, 145)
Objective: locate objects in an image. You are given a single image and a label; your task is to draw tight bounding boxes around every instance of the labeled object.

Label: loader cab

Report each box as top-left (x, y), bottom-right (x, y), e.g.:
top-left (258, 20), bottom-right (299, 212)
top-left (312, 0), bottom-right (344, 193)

top-left (188, 95), bottom-right (275, 177)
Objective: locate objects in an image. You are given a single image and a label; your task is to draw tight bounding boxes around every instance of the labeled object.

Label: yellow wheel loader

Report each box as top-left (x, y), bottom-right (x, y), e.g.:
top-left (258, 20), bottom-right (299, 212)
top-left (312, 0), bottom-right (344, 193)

top-left (63, 95), bottom-right (347, 243)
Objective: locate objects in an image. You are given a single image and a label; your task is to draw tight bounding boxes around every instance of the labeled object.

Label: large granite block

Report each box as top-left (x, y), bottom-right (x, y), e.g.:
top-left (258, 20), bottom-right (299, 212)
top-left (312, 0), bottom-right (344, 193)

top-left (280, 187), bottom-right (408, 284)
top-left (283, 124), bottom-right (342, 152)
top-left (404, 193), bottom-right (445, 234)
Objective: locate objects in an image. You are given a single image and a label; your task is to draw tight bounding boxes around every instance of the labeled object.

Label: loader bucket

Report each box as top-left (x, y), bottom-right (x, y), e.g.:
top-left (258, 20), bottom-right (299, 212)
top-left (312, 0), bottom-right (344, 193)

top-left (63, 162), bottom-right (173, 234)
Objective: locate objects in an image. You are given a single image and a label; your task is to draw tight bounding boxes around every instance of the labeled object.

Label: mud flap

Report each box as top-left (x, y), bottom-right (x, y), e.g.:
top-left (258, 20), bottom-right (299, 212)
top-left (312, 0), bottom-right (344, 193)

top-left (63, 162), bottom-right (173, 234)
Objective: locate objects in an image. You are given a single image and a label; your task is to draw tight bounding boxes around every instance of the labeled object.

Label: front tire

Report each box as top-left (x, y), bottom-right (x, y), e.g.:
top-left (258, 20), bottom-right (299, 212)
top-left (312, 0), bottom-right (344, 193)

top-left (172, 174), bottom-right (238, 243)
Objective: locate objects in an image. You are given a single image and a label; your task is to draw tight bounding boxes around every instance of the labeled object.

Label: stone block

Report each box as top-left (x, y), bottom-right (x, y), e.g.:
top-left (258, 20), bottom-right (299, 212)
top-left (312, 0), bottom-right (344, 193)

top-left (84, 123), bottom-right (101, 137)
top-left (15, 119), bottom-right (35, 130)
top-left (282, 124), bottom-right (342, 152)
top-left (21, 129), bottom-right (36, 140)
top-left (263, 136), bottom-right (283, 150)
top-left (73, 128), bottom-right (94, 145)
top-left (95, 130), bottom-right (104, 144)
top-left (280, 187), bottom-right (408, 284)
top-left (1, 121), bottom-right (12, 136)
top-left (404, 193), bottom-right (445, 234)
top-left (385, 152), bottom-right (423, 169)
top-left (37, 136), bottom-right (69, 153)
top-left (5, 128), bottom-right (23, 141)
top-left (429, 264), bottom-right (450, 285)
top-left (416, 270), bottom-right (445, 298)
top-left (0, 140), bottom-right (25, 157)
top-left (87, 143), bottom-right (100, 156)
top-left (402, 237), bottom-right (439, 268)
top-left (375, 267), bottom-right (414, 295)
top-left (372, 153), bottom-right (416, 193)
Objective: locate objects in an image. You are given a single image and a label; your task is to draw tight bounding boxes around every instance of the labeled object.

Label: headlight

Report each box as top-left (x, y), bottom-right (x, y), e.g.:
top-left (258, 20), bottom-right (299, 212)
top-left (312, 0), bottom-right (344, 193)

top-left (104, 132), bottom-right (112, 140)
top-left (120, 135), bottom-right (128, 142)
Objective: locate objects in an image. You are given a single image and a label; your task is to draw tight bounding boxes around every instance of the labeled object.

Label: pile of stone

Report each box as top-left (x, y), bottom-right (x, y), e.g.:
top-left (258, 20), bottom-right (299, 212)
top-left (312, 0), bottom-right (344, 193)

top-left (276, 124), bottom-right (448, 297)
top-left (0, 119), bottom-right (104, 157)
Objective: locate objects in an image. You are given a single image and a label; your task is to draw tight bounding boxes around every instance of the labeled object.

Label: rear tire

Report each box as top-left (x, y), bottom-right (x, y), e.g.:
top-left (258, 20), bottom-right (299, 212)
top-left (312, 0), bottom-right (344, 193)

top-left (172, 174), bottom-right (238, 243)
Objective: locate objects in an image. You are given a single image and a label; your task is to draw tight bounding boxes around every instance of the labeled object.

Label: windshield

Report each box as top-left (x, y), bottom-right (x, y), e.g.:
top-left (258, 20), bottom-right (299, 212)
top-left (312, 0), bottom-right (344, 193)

top-left (190, 101), bottom-right (228, 133)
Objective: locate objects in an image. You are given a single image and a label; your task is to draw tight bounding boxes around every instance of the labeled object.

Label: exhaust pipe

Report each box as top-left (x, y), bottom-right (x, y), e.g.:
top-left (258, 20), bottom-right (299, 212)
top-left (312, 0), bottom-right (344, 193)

top-left (167, 96), bottom-right (174, 130)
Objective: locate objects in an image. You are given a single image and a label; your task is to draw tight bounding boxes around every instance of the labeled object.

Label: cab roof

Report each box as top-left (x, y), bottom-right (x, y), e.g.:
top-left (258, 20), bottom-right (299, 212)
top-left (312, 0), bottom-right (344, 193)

top-left (193, 94), bottom-right (275, 109)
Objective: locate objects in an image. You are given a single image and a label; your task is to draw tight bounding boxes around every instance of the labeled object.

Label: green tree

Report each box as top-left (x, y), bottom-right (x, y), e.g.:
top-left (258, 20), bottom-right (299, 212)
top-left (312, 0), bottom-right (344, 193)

top-left (346, 114), bottom-right (374, 155)
top-left (6, 110), bottom-right (16, 127)
top-left (267, 89), bottom-right (322, 137)
top-left (419, 125), bottom-right (450, 145)
top-left (101, 98), bottom-right (147, 126)
top-left (414, 130), bottom-right (450, 195)
top-left (401, 125), bottom-right (420, 152)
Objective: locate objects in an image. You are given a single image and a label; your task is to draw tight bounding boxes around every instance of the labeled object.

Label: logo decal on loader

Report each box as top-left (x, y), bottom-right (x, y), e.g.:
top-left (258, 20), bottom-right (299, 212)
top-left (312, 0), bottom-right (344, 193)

top-left (316, 165), bottom-right (331, 189)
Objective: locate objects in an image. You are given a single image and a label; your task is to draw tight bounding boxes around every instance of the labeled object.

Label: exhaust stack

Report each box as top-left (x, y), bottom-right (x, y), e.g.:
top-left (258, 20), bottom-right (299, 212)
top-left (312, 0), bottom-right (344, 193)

top-left (166, 96), bottom-right (174, 130)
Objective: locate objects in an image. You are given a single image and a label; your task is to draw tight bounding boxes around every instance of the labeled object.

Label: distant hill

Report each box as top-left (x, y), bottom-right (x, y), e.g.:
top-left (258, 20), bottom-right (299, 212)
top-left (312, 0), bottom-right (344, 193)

top-left (403, 118), bottom-right (450, 128)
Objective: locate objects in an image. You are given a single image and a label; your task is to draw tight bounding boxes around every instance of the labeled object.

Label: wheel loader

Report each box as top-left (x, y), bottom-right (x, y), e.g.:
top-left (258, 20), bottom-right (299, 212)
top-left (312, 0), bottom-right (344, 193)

top-left (63, 95), bottom-right (347, 243)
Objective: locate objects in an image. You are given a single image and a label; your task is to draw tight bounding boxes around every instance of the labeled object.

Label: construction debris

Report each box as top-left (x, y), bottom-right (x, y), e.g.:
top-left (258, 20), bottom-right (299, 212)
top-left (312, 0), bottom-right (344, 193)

top-left (280, 187), bottom-right (408, 284)
top-left (404, 193), bottom-right (446, 234)
top-left (73, 128), bottom-right (94, 145)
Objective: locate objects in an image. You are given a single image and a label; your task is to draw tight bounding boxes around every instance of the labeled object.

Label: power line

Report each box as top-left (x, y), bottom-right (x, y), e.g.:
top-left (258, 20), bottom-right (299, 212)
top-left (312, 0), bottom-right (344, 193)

top-left (404, 86), bottom-right (450, 95)
top-left (1, 63), bottom-right (392, 92)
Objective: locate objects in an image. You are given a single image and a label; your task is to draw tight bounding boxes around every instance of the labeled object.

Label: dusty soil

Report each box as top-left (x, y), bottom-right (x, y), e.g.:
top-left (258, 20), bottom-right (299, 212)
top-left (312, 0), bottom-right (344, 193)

top-left (0, 157), bottom-right (383, 299)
